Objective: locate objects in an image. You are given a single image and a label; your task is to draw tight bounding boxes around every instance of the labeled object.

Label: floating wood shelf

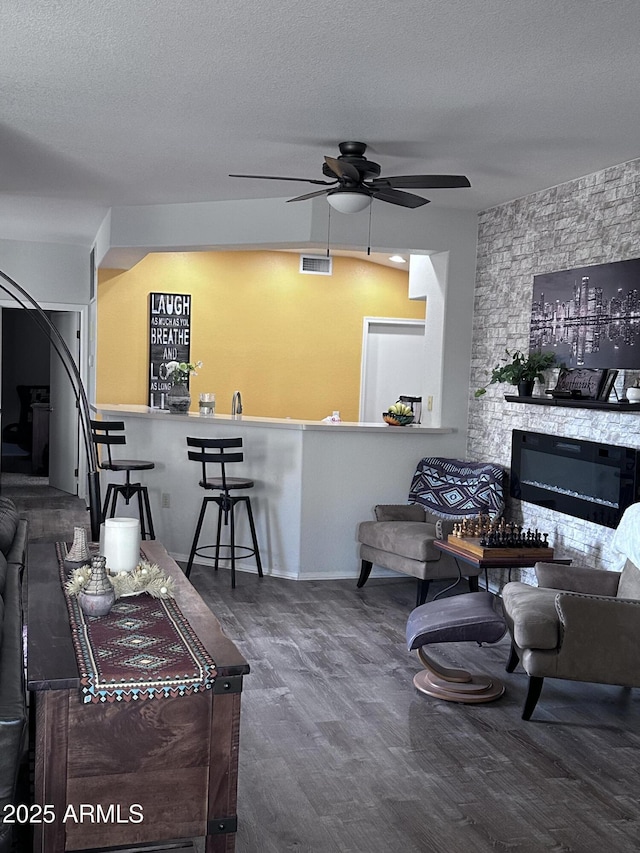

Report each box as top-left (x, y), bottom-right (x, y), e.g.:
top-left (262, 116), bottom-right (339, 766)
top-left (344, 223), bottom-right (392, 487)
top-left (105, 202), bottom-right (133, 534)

top-left (504, 395), bottom-right (640, 411)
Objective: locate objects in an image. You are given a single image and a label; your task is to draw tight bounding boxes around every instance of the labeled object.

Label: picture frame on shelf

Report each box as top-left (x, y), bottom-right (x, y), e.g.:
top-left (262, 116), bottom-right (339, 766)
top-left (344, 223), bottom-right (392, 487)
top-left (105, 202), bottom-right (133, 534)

top-left (546, 367), bottom-right (618, 401)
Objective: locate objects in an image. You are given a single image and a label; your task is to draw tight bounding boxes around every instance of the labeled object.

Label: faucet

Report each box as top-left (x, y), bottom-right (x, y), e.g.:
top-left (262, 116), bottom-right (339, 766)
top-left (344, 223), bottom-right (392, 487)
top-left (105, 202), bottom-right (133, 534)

top-left (232, 390), bottom-right (243, 418)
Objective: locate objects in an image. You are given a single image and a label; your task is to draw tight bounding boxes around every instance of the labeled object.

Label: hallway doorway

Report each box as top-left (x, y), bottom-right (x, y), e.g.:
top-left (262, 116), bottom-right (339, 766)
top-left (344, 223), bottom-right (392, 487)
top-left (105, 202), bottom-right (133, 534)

top-left (0, 307), bottom-right (81, 497)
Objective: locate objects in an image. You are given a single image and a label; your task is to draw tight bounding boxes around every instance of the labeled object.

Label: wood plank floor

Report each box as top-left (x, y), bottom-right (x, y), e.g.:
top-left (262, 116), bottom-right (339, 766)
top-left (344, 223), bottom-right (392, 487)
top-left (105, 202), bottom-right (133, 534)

top-left (0, 474), bottom-right (90, 541)
top-left (7, 476), bottom-right (640, 853)
top-left (188, 565), bottom-right (640, 853)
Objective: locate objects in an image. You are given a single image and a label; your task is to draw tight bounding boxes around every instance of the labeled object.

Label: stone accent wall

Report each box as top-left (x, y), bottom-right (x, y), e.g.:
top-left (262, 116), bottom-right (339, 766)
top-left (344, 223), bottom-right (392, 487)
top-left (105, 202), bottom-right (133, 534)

top-left (468, 158), bottom-right (640, 581)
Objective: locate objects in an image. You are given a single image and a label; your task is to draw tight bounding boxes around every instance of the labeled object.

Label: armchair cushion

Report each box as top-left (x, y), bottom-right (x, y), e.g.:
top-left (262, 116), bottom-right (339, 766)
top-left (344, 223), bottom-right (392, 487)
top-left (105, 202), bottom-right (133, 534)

top-left (616, 559), bottom-right (640, 600)
top-left (358, 520), bottom-right (441, 562)
top-left (501, 582), bottom-right (562, 650)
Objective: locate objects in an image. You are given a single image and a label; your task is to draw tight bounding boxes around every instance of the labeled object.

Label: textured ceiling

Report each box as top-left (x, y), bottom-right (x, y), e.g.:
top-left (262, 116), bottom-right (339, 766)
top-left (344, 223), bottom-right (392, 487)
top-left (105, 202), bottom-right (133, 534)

top-left (1, 0), bottom-right (639, 245)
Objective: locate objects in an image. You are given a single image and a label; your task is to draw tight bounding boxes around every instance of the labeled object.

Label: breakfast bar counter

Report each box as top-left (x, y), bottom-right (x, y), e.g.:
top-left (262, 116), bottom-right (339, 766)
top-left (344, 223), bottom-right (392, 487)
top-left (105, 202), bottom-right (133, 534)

top-left (93, 405), bottom-right (464, 581)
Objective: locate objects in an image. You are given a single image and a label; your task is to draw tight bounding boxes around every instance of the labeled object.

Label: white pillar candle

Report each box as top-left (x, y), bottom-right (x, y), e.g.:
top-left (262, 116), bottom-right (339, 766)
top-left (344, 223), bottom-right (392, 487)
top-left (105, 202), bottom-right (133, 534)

top-left (102, 517), bottom-right (141, 573)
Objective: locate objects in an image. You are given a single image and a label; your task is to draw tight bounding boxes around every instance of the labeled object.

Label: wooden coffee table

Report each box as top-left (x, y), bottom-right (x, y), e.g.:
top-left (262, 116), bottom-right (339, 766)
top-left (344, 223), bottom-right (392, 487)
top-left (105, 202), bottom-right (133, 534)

top-left (434, 537), bottom-right (571, 590)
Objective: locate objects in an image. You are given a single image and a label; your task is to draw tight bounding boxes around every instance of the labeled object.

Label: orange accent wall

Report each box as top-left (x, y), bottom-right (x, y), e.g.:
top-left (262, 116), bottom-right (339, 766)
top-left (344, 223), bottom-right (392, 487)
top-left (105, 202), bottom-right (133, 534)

top-left (97, 250), bottom-right (423, 421)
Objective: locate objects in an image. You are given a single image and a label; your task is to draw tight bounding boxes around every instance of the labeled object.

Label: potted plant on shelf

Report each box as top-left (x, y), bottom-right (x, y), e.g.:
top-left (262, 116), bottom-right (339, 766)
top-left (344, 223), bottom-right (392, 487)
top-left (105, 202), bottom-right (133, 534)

top-left (475, 349), bottom-right (556, 398)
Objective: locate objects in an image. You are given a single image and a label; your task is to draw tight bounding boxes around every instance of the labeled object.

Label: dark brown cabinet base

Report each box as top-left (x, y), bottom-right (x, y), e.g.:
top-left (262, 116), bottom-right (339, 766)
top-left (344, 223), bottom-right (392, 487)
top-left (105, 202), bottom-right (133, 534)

top-left (27, 541), bottom-right (249, 853)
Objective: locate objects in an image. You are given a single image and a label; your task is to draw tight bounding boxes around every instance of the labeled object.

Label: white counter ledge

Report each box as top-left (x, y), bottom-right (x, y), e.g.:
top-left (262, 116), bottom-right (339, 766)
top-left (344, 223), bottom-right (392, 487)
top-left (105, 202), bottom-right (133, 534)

top-left (93, 404), bottom-right (454, 434)
top-left (93, 403), bottom-right (463, 582)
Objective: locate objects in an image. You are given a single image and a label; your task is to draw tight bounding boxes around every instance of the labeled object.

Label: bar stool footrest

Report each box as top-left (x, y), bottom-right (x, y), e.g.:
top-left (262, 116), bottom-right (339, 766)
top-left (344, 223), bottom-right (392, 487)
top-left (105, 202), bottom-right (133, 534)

top-left (195, 544), bottom-right (259, 561)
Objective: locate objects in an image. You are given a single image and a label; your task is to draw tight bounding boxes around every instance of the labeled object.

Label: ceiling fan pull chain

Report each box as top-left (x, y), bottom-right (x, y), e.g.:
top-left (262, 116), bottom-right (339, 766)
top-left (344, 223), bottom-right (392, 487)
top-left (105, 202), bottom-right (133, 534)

top-left (367, 201), bottom-right (372, 256)
top-left (326, 203), bottom-right (332, 257)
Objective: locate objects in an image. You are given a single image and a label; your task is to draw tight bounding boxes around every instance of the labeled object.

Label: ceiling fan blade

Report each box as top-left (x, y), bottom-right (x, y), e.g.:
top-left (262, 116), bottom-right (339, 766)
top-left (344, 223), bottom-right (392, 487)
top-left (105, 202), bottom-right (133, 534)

top-left (371, 174), bottom-right (471, 189)
top-left (286, 188), bottom-right (331, 203)
top-left (370, 187), bottom-right (430, 208)
top-left (229, 173), bottom-right (335, 186)
top-left (324, 156), bottom-right (361, 182)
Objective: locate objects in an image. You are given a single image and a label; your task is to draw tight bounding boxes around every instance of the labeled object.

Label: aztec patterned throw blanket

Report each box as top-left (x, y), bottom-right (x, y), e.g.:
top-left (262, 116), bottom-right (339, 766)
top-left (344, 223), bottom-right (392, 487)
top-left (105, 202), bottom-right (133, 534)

top-left (408, 457), bottom-right (505, 519)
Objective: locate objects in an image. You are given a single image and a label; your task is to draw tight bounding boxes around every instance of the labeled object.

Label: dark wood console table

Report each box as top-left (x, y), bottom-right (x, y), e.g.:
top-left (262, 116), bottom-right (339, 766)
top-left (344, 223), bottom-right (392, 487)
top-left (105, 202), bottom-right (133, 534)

top-left (26, 540), bottom-right (249, 853)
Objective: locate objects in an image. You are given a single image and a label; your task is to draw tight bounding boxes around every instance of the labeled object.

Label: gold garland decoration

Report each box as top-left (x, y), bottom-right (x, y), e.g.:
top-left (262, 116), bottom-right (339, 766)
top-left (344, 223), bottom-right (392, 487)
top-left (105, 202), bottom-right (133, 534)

top-left (65, 561), bottom-right (176, 600)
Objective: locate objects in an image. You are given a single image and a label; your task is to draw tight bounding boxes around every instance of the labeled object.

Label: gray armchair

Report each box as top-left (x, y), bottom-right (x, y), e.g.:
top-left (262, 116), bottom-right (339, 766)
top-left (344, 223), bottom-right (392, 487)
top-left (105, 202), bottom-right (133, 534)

top-left (357, 457), bottom-right (505, 606)
top-left (503, 555), bottom-right (640, 720)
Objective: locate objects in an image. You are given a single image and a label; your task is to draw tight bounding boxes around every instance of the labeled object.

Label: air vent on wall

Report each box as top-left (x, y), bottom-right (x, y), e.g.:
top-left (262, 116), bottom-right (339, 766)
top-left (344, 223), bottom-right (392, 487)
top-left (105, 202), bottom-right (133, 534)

top-left (300, 254), bottom-right (333, 275)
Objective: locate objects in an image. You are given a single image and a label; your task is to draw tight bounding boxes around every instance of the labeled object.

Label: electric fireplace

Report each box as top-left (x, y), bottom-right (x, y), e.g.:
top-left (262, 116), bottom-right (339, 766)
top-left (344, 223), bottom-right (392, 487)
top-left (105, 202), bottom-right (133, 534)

top-left (510, 429), bottom-right (640, 528)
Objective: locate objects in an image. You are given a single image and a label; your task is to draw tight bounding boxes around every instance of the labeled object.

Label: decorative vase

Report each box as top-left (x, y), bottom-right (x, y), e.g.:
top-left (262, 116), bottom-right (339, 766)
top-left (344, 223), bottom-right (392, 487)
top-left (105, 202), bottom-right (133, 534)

top-left (626, 387), bottom-right (640, 402)
top-left (78, 555), bottom-right (115, 617)
top-left (167, 382), bottom-right (191, 413)
top-left (517, 380), bottom-right (535, 397)
top-left (64, 526), bottom-right (91, 572)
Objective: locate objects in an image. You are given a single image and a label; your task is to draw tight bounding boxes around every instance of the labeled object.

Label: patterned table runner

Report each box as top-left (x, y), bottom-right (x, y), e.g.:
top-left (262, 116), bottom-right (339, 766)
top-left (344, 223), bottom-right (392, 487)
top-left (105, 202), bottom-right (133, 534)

top-left (56, 543), bottom-right (217, 704)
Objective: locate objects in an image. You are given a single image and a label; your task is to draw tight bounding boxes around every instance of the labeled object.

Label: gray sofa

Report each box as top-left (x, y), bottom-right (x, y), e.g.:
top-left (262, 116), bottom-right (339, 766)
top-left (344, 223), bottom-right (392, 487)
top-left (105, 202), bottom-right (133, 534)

top-left (0, 497), bottom-right (28, 853)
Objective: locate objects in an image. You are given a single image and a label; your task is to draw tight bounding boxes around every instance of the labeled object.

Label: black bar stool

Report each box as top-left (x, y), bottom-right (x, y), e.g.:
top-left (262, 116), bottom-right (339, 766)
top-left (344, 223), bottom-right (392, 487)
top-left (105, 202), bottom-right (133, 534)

top-left (185, 436), bottom-right (263, 588)
top-left (90, 420), bottom-right (156, 540)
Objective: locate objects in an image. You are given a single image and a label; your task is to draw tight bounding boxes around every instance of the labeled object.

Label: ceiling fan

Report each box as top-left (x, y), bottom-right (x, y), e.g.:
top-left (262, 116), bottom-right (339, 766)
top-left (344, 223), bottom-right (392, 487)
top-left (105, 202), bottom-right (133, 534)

top-left (229, 141), bottom-right (471, 213)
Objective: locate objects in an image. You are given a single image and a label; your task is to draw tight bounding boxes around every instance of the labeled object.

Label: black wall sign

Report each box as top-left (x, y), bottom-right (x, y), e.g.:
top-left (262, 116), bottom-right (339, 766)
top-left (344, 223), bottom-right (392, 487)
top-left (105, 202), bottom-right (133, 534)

top-left (148, 292), bottom-right (192, 408)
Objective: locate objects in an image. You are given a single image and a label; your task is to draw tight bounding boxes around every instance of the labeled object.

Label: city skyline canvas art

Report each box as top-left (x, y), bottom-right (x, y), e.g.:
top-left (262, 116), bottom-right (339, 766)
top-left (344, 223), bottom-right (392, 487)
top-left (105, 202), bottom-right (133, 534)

top-left (530, 257), bottom-right (640, 369)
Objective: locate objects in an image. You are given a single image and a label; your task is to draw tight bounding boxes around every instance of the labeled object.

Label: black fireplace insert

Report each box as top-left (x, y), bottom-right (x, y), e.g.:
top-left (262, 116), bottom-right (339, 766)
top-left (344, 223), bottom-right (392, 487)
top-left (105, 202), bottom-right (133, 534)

top-left (510, 429), bottom-right (640, 528)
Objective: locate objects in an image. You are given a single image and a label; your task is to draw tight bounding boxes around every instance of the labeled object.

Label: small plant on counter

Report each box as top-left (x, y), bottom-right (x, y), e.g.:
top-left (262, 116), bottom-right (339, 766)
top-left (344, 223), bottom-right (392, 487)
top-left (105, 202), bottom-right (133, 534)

top-left (475, 349), bottom-right (556, 397)
top-left (164, 360), bottom-right (203, 385)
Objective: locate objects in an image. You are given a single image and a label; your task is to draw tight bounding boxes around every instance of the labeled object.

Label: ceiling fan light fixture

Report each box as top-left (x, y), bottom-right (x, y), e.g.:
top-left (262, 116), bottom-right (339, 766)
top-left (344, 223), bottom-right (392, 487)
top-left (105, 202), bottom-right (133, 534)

top-left (231, 141), bottom-right (470, 212)
top-left (326, 189), bottom-right (371, 214)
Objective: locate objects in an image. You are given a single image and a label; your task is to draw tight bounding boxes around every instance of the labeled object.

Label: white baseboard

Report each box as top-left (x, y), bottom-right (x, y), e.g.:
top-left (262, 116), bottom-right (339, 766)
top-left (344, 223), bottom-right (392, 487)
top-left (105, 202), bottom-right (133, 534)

top-left (168, 552), bottom-right (400, 583)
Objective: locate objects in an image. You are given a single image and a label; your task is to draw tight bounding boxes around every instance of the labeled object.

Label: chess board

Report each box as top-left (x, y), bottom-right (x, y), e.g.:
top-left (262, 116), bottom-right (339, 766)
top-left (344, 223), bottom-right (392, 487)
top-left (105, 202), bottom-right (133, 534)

top-left (447, 536), bottom-right (554, 561)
